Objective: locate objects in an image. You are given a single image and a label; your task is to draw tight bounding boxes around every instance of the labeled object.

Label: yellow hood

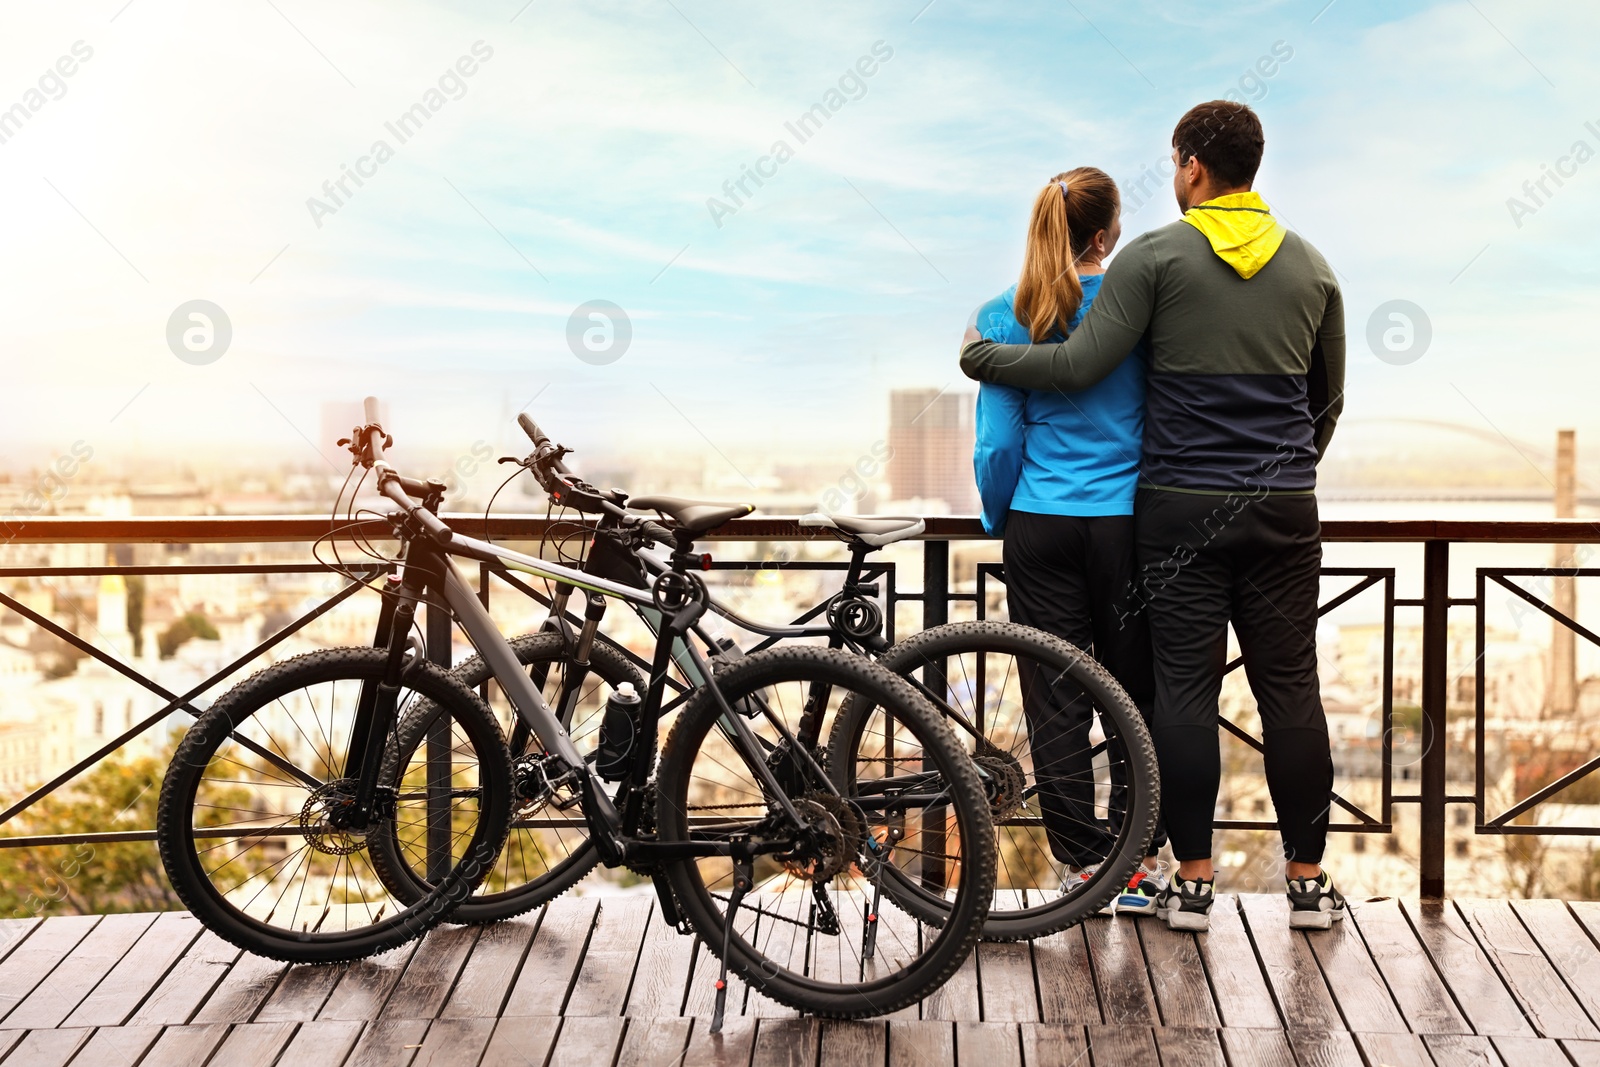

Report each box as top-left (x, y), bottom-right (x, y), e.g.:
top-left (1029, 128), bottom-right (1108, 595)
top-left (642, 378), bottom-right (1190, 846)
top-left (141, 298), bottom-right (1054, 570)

top-left (1182, 191), bottom-right (1286, 279)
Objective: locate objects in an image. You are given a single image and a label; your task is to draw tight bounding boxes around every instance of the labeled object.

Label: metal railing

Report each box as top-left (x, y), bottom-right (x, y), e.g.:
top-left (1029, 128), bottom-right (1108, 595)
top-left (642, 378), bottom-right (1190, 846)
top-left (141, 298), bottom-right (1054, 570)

top-left (1, 514), bottom-right (1597, 899)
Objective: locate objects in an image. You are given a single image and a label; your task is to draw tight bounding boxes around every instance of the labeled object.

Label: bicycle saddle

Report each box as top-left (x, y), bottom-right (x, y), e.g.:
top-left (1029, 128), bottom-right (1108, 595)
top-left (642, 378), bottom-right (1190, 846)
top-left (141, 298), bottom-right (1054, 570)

top-left (629, 495), bottom-right (756, 535)
top-left (797, 513), bottom-right (926, 548)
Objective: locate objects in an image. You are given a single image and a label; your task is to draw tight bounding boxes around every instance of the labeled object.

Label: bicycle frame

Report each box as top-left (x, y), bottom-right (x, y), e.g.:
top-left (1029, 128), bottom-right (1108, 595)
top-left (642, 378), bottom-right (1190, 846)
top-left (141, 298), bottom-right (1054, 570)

top-left (362, 525), bottom-right (835, 869)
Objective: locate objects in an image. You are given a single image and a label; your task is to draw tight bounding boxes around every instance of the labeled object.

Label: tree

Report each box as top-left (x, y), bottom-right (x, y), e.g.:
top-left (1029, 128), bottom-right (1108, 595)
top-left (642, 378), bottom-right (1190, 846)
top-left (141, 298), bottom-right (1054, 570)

top-left (0, 754), bottom-right (179, 917)
top-left (157, 611), bottom-right (219, 659)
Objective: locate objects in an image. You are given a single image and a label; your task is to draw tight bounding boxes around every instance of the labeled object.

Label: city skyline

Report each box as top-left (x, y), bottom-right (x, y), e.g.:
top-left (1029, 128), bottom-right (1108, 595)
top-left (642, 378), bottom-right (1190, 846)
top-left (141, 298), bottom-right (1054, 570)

top-left (0, 1), bottom-right (1596, 481)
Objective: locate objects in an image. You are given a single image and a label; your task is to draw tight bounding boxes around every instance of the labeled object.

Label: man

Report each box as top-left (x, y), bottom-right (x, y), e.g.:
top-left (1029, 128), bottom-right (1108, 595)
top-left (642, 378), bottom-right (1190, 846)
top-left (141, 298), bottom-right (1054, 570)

top-left (959, 100), bottom-right (1346, 931)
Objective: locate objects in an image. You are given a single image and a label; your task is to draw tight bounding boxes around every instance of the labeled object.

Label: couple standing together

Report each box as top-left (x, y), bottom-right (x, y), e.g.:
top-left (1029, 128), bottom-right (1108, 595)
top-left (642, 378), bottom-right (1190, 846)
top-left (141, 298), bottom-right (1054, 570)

top-left (961, 100), bottom-right (1347, 931)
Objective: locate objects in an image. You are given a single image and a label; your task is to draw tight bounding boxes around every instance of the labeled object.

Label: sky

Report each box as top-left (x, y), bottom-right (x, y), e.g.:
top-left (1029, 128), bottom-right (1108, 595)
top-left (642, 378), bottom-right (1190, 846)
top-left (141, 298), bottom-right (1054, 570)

top-left (0, 0), bottom-right (1596, 482)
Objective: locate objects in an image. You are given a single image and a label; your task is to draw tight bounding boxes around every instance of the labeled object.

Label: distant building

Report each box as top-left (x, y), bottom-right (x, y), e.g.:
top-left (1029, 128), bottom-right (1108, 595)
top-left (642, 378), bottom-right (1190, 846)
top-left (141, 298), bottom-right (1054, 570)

top-left (886, 389), bottom-right (977, 515)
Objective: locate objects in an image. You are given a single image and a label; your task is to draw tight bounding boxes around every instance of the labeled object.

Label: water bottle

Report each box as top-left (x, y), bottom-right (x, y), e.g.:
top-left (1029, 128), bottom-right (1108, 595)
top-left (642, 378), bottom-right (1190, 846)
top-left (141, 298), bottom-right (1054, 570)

top-left (596, 681), bottom-right (640, 781)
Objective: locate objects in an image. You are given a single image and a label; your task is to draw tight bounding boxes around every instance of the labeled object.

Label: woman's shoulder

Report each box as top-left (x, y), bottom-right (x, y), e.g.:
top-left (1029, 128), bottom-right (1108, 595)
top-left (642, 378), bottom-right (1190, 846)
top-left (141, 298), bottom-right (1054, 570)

top-left (973, 285), bottom-right (1023, 342)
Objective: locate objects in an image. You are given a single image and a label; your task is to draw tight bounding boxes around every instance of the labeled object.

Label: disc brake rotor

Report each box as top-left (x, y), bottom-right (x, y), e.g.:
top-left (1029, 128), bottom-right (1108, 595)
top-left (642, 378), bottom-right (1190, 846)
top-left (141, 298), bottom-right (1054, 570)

top-left (299, 779), bottom-right (368, 856)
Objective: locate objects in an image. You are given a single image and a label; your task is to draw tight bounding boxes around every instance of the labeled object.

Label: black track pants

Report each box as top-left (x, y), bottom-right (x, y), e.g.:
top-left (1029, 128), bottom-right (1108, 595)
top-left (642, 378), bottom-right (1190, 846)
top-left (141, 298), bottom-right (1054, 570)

top-left (1132, 487), bottom-right (1333, 864)
top-left (1002, 510), bottom-right (1165, 868)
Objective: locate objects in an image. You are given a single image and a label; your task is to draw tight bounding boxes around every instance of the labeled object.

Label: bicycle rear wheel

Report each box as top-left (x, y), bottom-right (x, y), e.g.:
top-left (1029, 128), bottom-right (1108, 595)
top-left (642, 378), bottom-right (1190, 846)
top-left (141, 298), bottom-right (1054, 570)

top-left (156, 648), bottom-right (513, 963)
top-left (656, 645), bottom-right (995, 1019)
top-left (370, 631), bottom-right (644, 922)
top-left (828, 620), bottom-right (1159, 940)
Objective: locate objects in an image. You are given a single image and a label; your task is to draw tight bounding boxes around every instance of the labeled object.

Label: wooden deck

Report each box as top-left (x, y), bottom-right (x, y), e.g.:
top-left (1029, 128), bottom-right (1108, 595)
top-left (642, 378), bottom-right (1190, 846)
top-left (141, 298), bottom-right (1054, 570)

top-left (3, 895), bottom-right (1600, 1066)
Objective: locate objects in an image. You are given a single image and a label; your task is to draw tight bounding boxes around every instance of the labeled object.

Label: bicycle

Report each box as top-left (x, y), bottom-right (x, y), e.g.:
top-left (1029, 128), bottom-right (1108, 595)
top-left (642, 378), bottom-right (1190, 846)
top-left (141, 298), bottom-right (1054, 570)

top-left (159, 399), bottom-right (997, 1025)
top-left (377, 411), bottom-right (1160, 940)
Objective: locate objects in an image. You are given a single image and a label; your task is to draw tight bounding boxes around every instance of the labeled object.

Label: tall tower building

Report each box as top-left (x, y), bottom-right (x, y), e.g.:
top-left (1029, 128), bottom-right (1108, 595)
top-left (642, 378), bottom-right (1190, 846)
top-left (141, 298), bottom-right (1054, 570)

top-left (886, 389), bottom-right (978, 514)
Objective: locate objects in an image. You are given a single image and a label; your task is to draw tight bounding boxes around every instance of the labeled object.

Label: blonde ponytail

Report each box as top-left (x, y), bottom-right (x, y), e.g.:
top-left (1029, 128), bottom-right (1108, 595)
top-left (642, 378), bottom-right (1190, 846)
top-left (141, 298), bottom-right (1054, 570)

top-left (1013, 167), bottom-right (1120, 343)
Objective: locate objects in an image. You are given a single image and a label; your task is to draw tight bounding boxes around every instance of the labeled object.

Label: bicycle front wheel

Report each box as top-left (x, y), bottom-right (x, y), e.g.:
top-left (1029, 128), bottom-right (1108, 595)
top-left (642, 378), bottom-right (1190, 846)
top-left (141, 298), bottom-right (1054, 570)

top-left (156, 648), bottom-right (513, 963)
top-left (656, 645), bottom-right (996, 1019)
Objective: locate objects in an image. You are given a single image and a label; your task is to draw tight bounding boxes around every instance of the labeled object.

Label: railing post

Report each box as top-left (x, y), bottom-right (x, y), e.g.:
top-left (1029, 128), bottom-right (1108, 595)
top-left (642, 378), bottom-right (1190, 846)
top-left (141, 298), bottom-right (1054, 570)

top-left (921, 538), bottom-right (950, 891)
top-left (1420, 540), bottom-right (1449, 900)
top-left (426, 597), bottom-right (454, 883)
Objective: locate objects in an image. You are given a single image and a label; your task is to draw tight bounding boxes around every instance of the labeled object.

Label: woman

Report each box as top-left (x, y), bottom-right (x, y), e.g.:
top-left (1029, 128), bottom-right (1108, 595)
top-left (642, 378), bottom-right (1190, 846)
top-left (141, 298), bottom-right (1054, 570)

top-left (968, 167), bottom-right (1166, 913)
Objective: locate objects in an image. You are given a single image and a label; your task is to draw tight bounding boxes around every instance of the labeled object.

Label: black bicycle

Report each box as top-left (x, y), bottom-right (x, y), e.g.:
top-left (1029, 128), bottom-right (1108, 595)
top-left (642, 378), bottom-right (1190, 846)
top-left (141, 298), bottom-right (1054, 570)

top-left (158, 400), bottom-right (996, 1026)
top-left (377, 412), bottom-right (1160, 940)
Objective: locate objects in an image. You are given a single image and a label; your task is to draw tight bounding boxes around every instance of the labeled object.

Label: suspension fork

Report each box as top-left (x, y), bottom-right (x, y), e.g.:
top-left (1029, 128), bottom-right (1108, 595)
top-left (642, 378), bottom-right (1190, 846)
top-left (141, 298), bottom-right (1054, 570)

top-left (344, 548), bottom-right (438, 821)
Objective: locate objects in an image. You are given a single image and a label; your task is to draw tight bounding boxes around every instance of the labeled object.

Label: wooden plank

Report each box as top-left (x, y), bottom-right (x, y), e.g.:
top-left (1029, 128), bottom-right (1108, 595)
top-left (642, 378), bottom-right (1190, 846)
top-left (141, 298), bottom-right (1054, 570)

top-left (62, 912), bottom-right (202, 1028)
top-left (1512, 900), bottom-right (1600, 1031)
top-left (1492, 1036), bottom-right (1568, 1064)
top-left (956, 1020), bottom-right (1020, 1066)
top-left (744, 894), bottom-right (808, 1019)
top-left (345, 1018), bottom-right (429, 1067)
top-left (317, 940), bottom-right (422, 1022)
top-left (411, 1017), bottom-right (499, 1067)
top-left (500, 896), bottom-right (599, 1016)
top-left (888, 1021), bottom-right (953, 1067)
top-left (128, 931), bottom-right (242, 1026)
top-left (624, 906), bottom-right (695, 1018)
top-left (1018, 1023), bottom-right (1088, 1067)
top-left (547, 1015), bottom-right (625, 1067)
top-left (919, 947), bottom-right (979, 1021)
top-left (380, 925), bottom-right (481, 1021)
top-left (563, 896), bottom-right (651, 1017)
top-left (1350, 897), bottom-right (1470, 1035)
top-left (1151, 1025), bottom-right (1227, 1066)
top-left (273, 1019), bottom-right (367, 1067)
top-left (818, 1020), bottom-right (886, 1067)
top-left (439, 913), bottom-right (539, 1020)
top-left (1458, 898), bottom-right (1598, 1039)
top-left (683, 937), bottom-right (753, 1021)
top-left (1401, 898), bottom-right (1534, 1037)
top-left (1138, 919), bottom-right (1220, 1027)
top-left (1085, 1022), bottom-right (1159, 1063)
top-left (1563, 1038), bottom-right (1600, 1067)
top-left (5, 913), bottom-right (155, 1029)
top-left (0, 1032), bottom-right (22, 1061)
top-left (62, 1025), bottom-right (162, 1067)
top-left (0, 918), bottom-right (41, 964)
top-left (1237, 894), bottom-right (1342, 1031)
top-left (189, 949), bottom-right (287, 1024)
top-left (617, 1017), bottom-right (693, 1064)
top-left (0, 1027), bottom-right (91, 1067)
top-left (751, 1017), bottom-right (820, 1067)
top-left (1219, 1026), bottom-right (1296, 1067)
top-left (681, 1015), bottom-right (758, 1067)
top-left (975, 943), bottom-right (1037, 1022)
top-left (1286, 1027), bottom-right (1365, 1067)
top-left (477, 1016), bottom-right (562, 1067)
top-left (0, 915), bottom-right (100, 1024)
top-left (1357, 1031), bottom-right (1436, 1067)
top-left (860, 902), bottom-right (921, 1021)
top-left (207, 1020), bottom-right (299, 1067)
top-left (1031, 925), bottom-right (1099, 1025)
top-left (1304, 899), bottom-right (1407, 1034)
top-left (254, 962), bottom-right (347, 1022)
top-left (1082, 916), bottom-right (1159, 1025)
top-left (1433, 1036), bottom-right (1504, 1067)
top-left (1198, 895), bottom-right (1279, 1029)
top-left (136, 1022), bottom-right (231, 1067)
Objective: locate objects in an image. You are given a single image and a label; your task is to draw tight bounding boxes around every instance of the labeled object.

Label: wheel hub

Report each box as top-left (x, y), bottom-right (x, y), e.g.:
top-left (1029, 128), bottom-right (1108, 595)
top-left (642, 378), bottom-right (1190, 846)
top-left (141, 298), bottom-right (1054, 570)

top-left (974, 744), bottom-right (1027, 821)
top-left (299, 779), bottom-right (369, 856)
top-left (778, 794), bottom-right (864, 883)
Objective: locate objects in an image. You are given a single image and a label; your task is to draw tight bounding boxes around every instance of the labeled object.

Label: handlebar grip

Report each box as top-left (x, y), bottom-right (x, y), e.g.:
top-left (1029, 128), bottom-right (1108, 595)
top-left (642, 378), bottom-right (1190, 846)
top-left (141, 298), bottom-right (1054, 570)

top-left (517, 413), bottom-right (549, 447)
top-left (641, 520), bottom-right (676, 545)
top-left (363, 396), bottom-right (381, 425)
